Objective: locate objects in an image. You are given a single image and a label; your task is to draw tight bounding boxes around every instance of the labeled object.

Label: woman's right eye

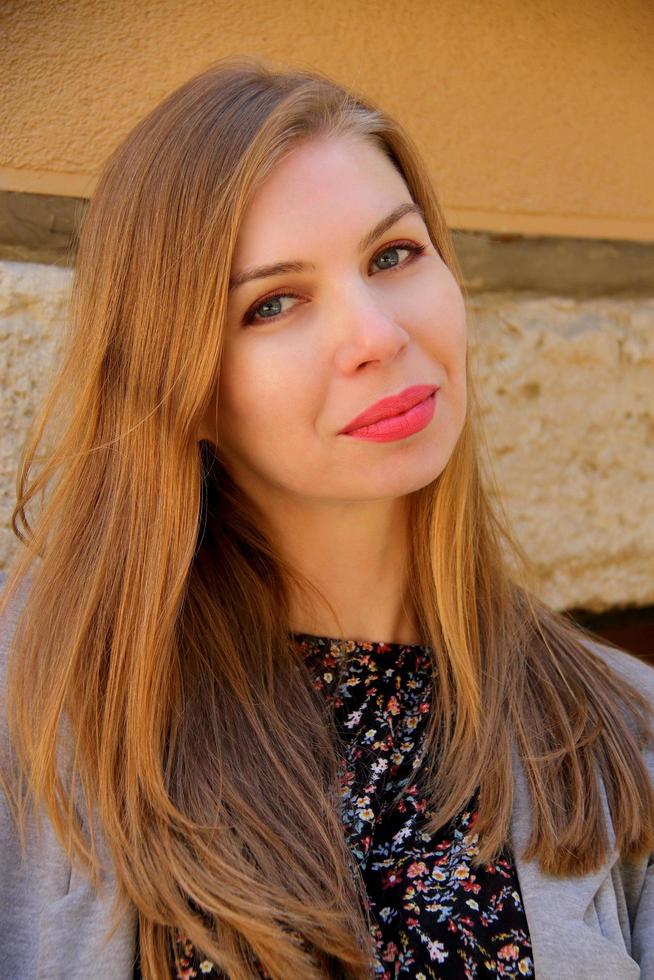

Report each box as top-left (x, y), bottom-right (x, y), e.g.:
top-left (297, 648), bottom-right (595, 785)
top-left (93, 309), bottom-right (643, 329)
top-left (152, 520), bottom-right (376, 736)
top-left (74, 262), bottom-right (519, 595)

top-left (242, 290), bottom-right (303, 326)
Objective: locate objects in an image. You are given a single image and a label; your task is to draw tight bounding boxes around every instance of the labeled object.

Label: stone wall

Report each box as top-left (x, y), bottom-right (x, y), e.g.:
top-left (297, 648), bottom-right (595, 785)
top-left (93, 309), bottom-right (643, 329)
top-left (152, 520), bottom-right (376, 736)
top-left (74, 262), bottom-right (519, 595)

top-left (467, 293), bottom-right (654, 611)
top-left (1, 257), bottom-right (652, 613)
top-left (0, 260), bottom-right (70, 568)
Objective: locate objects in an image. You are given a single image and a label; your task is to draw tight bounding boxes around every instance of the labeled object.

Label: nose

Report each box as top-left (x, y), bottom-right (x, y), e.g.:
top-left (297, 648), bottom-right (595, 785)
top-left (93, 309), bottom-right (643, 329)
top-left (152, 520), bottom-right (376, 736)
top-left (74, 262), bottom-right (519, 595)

top-left (331, 282), bottom-right (410, 374)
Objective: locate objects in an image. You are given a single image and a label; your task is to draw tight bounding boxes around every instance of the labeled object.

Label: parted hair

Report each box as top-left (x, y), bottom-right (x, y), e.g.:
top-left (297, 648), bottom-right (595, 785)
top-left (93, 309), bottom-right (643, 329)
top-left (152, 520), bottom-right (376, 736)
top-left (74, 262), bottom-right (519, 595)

top-left (1, 56), bottom-right (652, 980)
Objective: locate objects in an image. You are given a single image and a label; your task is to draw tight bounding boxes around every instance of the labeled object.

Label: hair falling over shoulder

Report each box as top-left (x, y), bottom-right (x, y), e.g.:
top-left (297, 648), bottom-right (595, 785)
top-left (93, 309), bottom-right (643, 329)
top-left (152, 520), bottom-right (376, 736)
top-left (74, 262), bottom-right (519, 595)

top-left (1, 56), bottom-right (652, 980)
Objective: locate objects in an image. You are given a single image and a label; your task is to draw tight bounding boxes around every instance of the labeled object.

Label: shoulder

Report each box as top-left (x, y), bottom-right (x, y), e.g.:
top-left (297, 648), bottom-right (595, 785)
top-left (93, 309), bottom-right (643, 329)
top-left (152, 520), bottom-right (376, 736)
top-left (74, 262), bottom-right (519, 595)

top-left (577, 638), bottom-right (654, 976)
top-left (0, 573), bottom-right (34, 763)
top-left (0, 572), bottom-right (32, 666)
top-left (580, 633), bottom-right (654, 703)
top-left (579, 634), bottom-right (654, 748)
top-left (0, 575), bottom-right (138, 976)
top-left (511, 636), bottom-right (654, 978)
top-left (0, 573), bottom-right (33, 750)
top-left (579, 635), bottom-right (654, 783)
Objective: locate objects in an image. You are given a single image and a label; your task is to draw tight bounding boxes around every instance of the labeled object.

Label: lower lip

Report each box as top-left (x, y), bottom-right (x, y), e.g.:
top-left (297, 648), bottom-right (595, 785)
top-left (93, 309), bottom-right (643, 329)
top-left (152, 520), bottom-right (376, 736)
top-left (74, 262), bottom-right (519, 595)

top-left (343, 392), bottom-right (437, 442)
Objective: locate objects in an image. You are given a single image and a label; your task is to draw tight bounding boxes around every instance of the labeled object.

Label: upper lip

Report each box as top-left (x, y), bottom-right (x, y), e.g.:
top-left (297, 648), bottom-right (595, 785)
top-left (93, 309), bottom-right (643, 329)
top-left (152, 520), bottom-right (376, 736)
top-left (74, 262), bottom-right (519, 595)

top-left (339, 384), bottom-right (439, 434)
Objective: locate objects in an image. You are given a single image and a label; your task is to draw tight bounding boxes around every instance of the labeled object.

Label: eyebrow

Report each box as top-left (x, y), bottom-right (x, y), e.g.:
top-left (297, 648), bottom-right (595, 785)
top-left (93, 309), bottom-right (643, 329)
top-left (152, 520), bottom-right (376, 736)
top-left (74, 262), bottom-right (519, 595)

top-left (228, 201), bottom-right (426, 291)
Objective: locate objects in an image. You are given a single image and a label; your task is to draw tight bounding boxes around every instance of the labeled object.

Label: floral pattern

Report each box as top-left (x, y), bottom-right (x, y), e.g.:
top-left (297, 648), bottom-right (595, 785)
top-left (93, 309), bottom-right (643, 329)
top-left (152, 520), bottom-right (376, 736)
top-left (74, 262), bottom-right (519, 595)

top-left (135, 633), bottom-right (533, 978)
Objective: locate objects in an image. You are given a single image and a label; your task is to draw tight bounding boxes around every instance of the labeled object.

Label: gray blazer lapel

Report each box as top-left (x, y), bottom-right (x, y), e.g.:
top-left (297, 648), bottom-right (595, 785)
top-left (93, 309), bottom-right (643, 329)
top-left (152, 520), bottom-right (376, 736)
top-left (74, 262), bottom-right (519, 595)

top-left (510, 749), bottom-right (639, 979)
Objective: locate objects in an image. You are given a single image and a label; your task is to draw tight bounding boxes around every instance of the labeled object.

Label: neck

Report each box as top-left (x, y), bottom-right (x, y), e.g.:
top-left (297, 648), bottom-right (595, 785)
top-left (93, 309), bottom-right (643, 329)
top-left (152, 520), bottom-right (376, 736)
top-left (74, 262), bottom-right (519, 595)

top-left (267, 493), bottom-right (421, 645)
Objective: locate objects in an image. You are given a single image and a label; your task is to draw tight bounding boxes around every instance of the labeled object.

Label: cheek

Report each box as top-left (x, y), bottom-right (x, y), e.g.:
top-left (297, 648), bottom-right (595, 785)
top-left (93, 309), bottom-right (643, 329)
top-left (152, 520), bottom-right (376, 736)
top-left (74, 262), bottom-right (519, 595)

top-left (416, 273), bottom-right (468, 433)
top-left (414, 271), bottom-right (467, 362)
top-left (218, 346), bottom-right (272, 432)
top-left (217, 336), bottom-right (314, 439)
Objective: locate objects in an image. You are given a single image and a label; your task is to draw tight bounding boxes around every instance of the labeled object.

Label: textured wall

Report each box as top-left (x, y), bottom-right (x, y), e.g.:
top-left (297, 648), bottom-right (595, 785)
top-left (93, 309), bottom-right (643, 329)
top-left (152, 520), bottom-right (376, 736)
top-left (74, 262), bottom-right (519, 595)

top-left (0, 261), bottom-right (69, 558)
top-left (1, 0), bottom-right (653, 240)
top-left (468, 294), bottom-right (654, 610)
top-left (1, 259), bottom-right (652, 613)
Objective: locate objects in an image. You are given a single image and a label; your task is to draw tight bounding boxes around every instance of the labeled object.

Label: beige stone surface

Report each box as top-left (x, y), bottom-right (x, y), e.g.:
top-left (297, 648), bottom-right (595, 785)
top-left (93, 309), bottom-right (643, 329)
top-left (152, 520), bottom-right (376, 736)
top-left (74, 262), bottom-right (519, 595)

top-left (0, 260), bottom-right (69, 569)
top-left (467, 294), bottom-right (654, 611)
top-left (1, 259), bottom-right (652, 612)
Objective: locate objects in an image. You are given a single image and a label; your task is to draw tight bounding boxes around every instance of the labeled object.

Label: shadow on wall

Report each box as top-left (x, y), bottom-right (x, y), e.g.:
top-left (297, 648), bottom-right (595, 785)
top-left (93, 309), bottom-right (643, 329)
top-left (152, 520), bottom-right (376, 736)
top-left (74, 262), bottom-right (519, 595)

top-left (569, 606), bottom-right (654, 665)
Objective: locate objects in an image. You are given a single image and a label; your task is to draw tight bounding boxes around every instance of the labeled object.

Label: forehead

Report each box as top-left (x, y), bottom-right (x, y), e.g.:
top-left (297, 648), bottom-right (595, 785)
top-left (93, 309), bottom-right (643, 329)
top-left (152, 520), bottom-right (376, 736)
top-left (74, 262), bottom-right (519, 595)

top-left (233, 135), bottom-right (414, 259)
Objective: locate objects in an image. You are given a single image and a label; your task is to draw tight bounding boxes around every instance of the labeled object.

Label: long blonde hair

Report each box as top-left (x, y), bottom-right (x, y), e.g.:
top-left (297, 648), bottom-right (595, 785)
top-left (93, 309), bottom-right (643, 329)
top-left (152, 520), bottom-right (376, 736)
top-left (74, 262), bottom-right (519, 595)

top-left (1, 56), bottom-right (652, 980)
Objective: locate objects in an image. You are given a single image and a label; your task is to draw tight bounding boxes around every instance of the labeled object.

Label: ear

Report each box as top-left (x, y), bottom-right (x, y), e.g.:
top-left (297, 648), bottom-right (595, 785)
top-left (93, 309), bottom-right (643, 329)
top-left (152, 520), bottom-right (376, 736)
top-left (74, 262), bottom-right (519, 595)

top-left (196, 397), bottom-right (218, 444)
top-left (196, 421), bottom-right (212, 443)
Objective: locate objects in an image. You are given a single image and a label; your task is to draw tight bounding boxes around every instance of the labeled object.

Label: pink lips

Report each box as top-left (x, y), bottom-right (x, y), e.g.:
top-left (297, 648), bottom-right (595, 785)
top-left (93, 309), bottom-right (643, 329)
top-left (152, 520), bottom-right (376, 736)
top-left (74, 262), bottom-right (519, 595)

top-left (339, 384), bottom-right (439, 442)
top-left (340, 384), bottom-right (438, 433)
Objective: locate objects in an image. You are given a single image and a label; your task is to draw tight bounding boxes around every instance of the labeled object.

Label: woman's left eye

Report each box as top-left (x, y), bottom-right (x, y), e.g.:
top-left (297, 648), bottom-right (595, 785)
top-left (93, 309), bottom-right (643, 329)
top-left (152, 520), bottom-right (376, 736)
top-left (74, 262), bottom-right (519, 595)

top-left (372, 241), bottom-right (426, 273)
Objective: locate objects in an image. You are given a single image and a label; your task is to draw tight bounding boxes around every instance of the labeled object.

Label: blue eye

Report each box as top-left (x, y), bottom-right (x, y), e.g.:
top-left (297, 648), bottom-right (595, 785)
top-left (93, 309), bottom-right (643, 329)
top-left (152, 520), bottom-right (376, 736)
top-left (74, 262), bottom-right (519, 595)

top-left (243, 290), bottom-right (304, 326)
top-left (373, 242), bottom-right (424, 272)
top-left (252, 295), bottom-right (287, 319)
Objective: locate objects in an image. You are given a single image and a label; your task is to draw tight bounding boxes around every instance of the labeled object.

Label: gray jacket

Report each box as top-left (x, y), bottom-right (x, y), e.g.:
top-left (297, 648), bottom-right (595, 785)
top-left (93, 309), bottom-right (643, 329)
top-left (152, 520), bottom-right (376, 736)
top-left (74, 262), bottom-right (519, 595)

top-left (1, 583), bottom-right (653, 979)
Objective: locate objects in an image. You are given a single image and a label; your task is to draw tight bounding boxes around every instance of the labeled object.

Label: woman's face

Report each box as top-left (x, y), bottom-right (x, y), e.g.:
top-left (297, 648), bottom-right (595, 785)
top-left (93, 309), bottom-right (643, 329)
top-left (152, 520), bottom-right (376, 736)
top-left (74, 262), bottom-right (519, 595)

top-left (203, 134), bottom-right (467, 508)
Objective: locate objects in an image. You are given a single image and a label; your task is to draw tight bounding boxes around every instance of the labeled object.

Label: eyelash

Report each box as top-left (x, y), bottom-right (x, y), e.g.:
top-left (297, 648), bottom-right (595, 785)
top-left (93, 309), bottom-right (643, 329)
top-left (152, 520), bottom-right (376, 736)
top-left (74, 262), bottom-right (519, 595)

top-left (241, 240), bottom-right (427, 327)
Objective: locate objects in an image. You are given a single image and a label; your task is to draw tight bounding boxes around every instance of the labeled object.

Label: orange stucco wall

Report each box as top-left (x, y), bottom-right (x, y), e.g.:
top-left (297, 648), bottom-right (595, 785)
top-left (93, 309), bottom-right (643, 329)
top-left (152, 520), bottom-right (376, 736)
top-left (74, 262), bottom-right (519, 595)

top-left (1, 0), bottom-right (653, 241)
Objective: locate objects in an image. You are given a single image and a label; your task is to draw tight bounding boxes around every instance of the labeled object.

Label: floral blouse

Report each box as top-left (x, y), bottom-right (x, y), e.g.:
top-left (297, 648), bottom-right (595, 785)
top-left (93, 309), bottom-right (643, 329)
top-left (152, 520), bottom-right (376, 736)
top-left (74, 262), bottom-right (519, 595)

top-left (135, 633), bottom-right (534, 978)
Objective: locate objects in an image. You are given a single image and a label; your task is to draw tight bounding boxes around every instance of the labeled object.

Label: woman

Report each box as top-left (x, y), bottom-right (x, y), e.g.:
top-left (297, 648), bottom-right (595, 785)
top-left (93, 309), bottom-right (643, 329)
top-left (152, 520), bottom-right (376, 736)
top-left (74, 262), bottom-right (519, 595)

top-left (0, 57), bottom-right (652, 980)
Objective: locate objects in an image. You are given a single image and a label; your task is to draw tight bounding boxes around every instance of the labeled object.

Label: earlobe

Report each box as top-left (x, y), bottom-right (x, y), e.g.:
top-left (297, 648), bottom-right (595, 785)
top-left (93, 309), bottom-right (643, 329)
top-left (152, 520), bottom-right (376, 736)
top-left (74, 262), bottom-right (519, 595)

top-left (197, 426), bottom-right (217, 446)
top-left (197, 422), bottom-right (210, 443)
top-left (196, 417), bottom-right (209, 443)
top-left (197, 399), bottom-right (219, 444)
